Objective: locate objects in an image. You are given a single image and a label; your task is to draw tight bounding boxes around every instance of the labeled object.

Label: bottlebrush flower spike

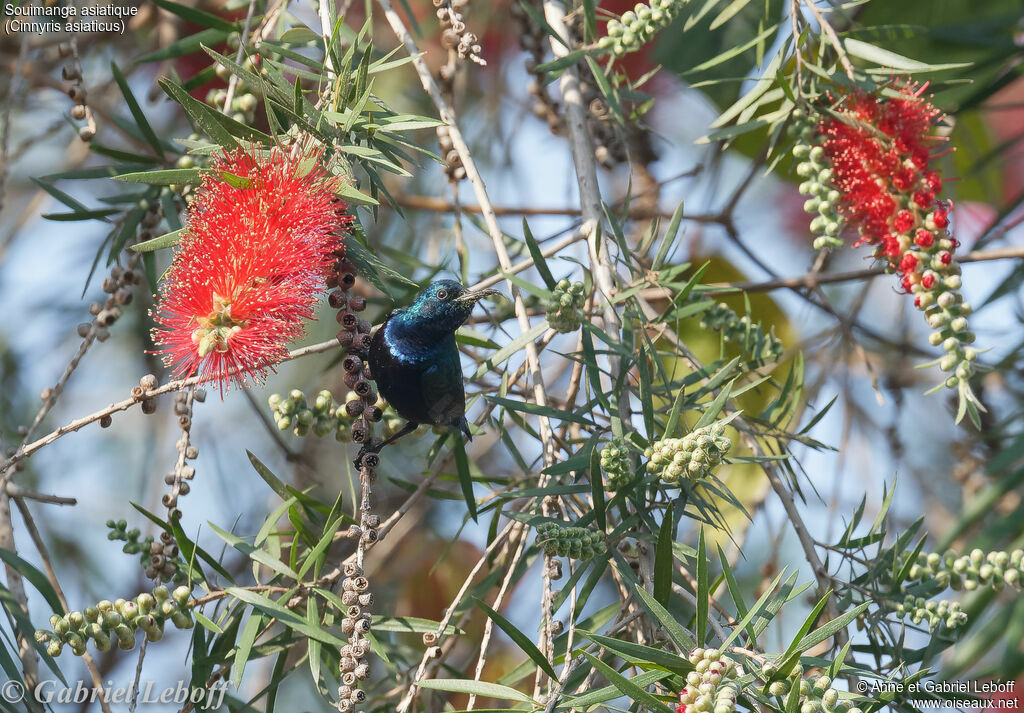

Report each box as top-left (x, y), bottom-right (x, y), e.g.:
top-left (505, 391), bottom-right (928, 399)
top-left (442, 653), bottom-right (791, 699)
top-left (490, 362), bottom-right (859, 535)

top-left (152, 145), bottom-right (351, 391)
top-left (794, 83), bottom-right (984, 426)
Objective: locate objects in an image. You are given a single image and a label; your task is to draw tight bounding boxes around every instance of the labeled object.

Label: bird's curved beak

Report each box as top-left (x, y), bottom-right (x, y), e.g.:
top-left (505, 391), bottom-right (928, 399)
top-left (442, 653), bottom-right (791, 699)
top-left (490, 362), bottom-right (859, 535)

top-left (455, 288), bottom-right (500, 304)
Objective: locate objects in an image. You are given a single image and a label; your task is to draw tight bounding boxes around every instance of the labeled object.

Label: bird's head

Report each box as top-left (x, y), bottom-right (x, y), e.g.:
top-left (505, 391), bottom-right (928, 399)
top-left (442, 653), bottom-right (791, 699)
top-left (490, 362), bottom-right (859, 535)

top-left (404, 280), bottom-right (499, 334)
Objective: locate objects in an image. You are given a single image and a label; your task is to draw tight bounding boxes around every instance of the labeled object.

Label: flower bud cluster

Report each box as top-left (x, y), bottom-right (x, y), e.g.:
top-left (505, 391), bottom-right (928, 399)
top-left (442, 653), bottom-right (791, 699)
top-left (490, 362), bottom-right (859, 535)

top-left (699, 302), bottom-right (784, 365)
top-left (761, 665), bottom-right (862, 713)
top-left (206, 55), bottom-right (261, 125)
top-left (644, 423), bottom-right (732, 484)
top-left (545, 279), bottom-right (587, 333)
top-left (677, 648), bottom-right (738, 713)
top-left (790, 111), bottom-right (843, 250)
top-left (535, 522), bottom-right (606, 560)
top-left (599, 437), bottom-right (634, 489)
top-left (106, 520), bottom-right (187, 584)
top-left (269, 389), bottom-right (403, 442)
top-left (902, 548), bottom-right (1023, 593)
top-left (599, 0), bottom-right (684, 56)
top-left (894, 595), bottom-right (966, 631)
top-left (34, 585), bottom-right (194, 657)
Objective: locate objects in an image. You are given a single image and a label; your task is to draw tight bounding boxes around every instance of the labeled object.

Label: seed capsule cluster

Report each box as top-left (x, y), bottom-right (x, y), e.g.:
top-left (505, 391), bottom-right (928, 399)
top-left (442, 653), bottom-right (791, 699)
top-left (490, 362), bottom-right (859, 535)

top-left (34, 585), bottom-right (194, 657)
top-left (328, 251), bottom-right (382, 465)
top-left (535, 522), bottom-right (606, 560)
top-left (762, 665), bottom-right (862, 713)
top-left (599, 437), bottom-right (634, 489)
top-left (677, 648), bottom-right (739, 713)
top-left (599, 0), bottom-right (683, 57)
top-left (904, 548), bottom-right (1023, 593)
top-left (58, 39), bottom-right (97, 142)
top-left (160, 387), bottom-right (202, 522)
top-left (433, 0), bottom-right (485, 67)
top-left (328, 244), bottom-right (378, 711)
top-left (107, 520), bottom-right (187, 584)
top-left (790, 113), bottom-right (843, 251)
top-left (336, 562), bottom-right (374, 711)
top-left (545, 279), bottom-right (587, 333)
top-left (80, 197), bottom-right (155, 349)
top-left (512, 1), bottom-right (627, 166)
top-left (699, 303), bottom-right (784, 366)
top-left (644, 423), bottom-right (732, 484)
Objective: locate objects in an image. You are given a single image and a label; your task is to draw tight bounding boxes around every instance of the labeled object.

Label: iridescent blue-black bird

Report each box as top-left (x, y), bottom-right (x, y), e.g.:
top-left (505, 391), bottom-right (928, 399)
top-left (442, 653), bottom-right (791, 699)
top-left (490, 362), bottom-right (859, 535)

top-left (354, 280), bottom-right (498, 467)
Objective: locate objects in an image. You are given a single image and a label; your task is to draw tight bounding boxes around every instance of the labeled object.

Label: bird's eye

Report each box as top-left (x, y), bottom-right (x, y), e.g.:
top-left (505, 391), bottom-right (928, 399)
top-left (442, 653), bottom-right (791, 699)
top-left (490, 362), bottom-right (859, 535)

top-left (436, 289), bottom-right (449, 301)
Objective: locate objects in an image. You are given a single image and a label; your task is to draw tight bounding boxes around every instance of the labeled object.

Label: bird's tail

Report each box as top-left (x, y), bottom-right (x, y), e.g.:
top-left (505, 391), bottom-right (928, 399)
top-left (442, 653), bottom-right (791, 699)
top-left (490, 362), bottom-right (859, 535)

top-left (458, 417), bottom-right (473, 441)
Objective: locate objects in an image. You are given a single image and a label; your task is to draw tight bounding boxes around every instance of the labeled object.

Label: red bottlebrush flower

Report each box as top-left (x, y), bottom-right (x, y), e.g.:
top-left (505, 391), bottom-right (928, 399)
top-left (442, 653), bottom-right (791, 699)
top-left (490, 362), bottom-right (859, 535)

top-left (818, 83), bottom-right (942, 249)
top-left (809, 83), bottom-right (986, 425)
top-left (152, 146), bottom-right (352, 391)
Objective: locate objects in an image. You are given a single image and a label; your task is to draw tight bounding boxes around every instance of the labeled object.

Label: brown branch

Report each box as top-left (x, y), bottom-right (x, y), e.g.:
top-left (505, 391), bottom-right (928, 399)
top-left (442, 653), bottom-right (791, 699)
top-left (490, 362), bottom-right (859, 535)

top-left (632, 245), bottom-right (1024, 298)
top-left (392, 193), bottom-right (720, 223)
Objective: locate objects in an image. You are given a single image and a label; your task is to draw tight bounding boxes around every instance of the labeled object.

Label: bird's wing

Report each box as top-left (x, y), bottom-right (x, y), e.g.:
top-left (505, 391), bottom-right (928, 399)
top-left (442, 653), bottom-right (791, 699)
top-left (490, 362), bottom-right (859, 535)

top-left (421, 358), bottom-right (467, 429)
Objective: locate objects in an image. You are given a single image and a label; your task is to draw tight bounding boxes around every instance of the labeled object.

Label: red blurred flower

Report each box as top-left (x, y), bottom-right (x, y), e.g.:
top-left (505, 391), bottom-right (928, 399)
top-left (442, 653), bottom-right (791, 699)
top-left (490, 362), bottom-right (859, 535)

top-left (152, 145), bottom-right (351, 391)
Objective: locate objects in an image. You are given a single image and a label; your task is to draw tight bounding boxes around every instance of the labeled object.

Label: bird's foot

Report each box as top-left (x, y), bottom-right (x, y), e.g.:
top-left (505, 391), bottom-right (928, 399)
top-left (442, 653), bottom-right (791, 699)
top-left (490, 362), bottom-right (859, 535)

top-left (353, 442), bottom-right (381, 470)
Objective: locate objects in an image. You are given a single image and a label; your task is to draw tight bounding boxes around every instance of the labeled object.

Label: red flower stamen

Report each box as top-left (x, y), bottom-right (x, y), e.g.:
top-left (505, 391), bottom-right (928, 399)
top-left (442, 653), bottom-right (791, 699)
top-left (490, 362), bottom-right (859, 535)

top-left (152, 145), bottom-right (352, 392)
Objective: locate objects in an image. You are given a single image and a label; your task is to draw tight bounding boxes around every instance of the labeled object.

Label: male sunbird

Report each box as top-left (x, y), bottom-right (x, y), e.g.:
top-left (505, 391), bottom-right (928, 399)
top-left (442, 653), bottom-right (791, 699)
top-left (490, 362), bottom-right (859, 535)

top-left (354, 280), bottom-right (499, 467)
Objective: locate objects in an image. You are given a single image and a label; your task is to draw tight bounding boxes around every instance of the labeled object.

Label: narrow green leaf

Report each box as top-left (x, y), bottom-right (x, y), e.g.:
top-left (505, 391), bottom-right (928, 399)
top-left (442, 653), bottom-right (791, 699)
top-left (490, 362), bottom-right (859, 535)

top-left (709, 0), bottom-right (751, 30)
top-left (159, 78), bottom-right (237, 148)
top-left (227, 588), bottom-right (345, 647)
top-left (131, 228), bottom-right (185, 252)
top-left (633, 586), bottom-right (697, 651)
top-left (454, 437), bottom-right (478, 522)
top-left (233, 612), bottom-right (264, 689)
top-left (522, 219), bottom-right (556, 289)
top-left (31, 177), bottom-right (89, 212)
top-left (208, 522), bottom-right (300, 580)
top-left (696, 529), bottom-right (708, 644)
top-left (589, 444), bottom-right (607, 533)
top-left (562, 669), bottom-right (670, 709)
top-left (149, 0), bottom-right (237, 31)
top-left (580, 651), bottom-right (675, 713)
top-left (139, 28), bottom-right (229, 63)
top-left (110, 62), bottom-right (165, 159)
top-left (534, 49), bottom-right (588, 74)
top-left (307, 598), bottom-right (322, 685)
top-left (583, 630), bottom-right (692, 674)
top-left (794, 602), bottom-right (869, 653)
top-left (476, 598), bottom-right (557, 679)
top-left (0, 549), bottom-right (63, 614)
top-left (42, 209), bottom-right (119, 222)
top-left (192, 609), bottom-right (224, 634)
top-left (653, 503), bottom-right (674, 606)
top-left (485, 396), bottom-right (594, 426)
top-left (844, 38), bottom-right (970, 72)
top-left (474, 322), bottom-right (548, 379)
top-left (417, 679), bottom-right (535, 704)
top-left (367, 614), bottom-right (464, 635)
top-left (693, 378), bottom-right (736, 428)
top-left (115, 168), bottom-right (203, 185)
